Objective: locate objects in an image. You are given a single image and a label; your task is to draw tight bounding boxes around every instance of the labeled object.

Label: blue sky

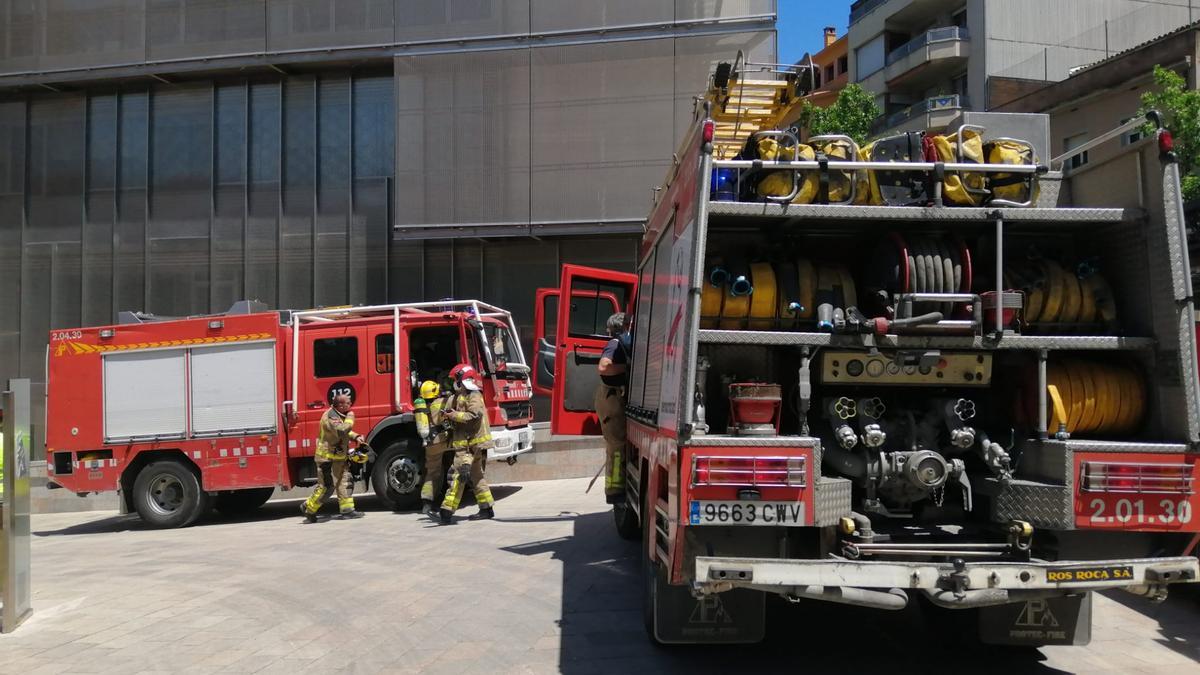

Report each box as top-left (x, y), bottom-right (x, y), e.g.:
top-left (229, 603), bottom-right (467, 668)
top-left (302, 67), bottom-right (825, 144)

top-left (778, 0), bottom-right (854, 64)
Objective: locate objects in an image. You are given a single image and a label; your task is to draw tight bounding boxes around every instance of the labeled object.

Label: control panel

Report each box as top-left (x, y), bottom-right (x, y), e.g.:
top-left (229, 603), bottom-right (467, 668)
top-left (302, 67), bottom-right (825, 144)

top-left (820, 351), bottom-right (992, 386)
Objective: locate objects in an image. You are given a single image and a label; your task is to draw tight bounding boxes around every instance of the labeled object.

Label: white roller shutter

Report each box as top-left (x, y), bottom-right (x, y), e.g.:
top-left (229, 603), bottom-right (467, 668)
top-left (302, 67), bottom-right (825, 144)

top-left (191, 342), bottom-right (277, 435)
top-left (104, 350), bottom-right (187, 441)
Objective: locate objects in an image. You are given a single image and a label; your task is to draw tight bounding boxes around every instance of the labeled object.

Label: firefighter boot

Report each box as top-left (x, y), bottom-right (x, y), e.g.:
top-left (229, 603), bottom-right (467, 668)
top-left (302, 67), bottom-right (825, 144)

top-left (300, 502), bottom-right (319, 524)
top-left (437, 508), bottom-right (454, 525)
top-left (337, 509), bottom-right (365, 520)
top-left (468, 505), bottom-right (495, 521)
top-left (420, 500), bottom-right (434, 516)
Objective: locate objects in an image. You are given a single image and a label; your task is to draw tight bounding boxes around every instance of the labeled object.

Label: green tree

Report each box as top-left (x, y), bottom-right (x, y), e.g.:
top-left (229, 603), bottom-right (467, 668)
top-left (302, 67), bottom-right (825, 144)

top-left (1140, 64), bottom-right (1200, 201)
top-left (798, 84), bottom-right (881, 145)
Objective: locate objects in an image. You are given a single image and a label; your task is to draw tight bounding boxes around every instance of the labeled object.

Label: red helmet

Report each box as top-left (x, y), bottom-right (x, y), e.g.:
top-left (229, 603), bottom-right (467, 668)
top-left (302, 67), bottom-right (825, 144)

top-left (450, 363), bottom-right (482, 391)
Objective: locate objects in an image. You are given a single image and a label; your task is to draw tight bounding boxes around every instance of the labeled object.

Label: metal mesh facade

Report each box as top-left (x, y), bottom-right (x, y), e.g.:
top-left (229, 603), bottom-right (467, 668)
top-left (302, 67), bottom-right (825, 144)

top-left (0, 4), bottom-right (775, 453)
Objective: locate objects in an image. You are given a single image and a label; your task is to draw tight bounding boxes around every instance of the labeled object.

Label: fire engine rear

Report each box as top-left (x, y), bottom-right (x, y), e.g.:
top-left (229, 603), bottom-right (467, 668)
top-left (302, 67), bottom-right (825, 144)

top-left (538, 55), bottom-right (1200, 646)
top-left (45, 300), bottom-right (534, 527)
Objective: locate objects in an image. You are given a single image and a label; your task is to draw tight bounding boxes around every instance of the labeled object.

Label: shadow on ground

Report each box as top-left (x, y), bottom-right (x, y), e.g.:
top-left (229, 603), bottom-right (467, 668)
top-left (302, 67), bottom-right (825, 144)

top-left (32, 484), bottom-right (524, 536)
top-left (1104, 584), bottom-right (1200, 664)
top-left (501, 510), bottom-right (1075, 675)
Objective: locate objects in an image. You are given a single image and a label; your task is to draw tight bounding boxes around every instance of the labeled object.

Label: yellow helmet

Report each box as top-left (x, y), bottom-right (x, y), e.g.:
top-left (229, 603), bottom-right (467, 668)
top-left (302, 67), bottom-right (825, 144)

top-left (419, 380), bottom-right (440, 400)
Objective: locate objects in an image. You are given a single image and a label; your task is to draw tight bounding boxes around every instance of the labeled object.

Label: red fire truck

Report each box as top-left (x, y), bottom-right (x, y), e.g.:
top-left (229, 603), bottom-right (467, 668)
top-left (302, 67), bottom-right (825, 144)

top-left (537, 59), bottom-right (1200, 646)
top-left (44, 300), bottom-right (534, 527)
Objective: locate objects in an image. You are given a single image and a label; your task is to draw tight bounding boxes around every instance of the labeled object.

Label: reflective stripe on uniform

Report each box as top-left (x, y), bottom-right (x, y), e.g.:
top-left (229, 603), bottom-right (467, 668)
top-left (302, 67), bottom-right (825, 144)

top-left (338, 497), bottom-right (355, 512)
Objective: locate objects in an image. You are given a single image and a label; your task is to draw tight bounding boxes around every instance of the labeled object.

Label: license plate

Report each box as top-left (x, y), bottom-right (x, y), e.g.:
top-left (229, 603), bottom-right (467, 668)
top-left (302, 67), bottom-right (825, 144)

top-left (1046, 565), bottom-right (1134, 584)
top-left (689, 501), bottom-right (805, 526)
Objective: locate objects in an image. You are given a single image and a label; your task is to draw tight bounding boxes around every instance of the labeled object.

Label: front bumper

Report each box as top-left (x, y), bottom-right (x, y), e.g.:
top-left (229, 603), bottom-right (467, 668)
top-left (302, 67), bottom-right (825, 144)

top-left (487, 426), bottom-right (535, 461)
top-left (696, 555), bottom-right (1198, 599)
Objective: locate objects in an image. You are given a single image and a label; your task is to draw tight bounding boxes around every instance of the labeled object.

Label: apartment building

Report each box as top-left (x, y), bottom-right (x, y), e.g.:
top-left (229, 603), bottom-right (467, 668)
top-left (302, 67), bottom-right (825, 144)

top-left (847, 0), bottom-right (1195, 134)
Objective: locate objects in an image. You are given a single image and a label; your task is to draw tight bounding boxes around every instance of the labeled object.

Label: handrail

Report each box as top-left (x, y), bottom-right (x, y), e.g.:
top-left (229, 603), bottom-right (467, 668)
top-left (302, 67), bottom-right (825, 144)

top-left (886, 26), bottom-right (969, 66)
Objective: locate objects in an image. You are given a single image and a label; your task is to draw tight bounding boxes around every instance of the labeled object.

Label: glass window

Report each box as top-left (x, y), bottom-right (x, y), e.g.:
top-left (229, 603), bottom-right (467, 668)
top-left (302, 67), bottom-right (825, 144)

top-left (409, 326), bottom-right (462, 387)
top-left (566, 279), bottom-right (628, 339)
top-left (313, 336), bottom-right (358, 377)
top-left (838, 55), bottom-right (848, 75)
top-left (376, 333), bottom-right (394, 374)
top-left (856, 35), bottom-right (885, 79)
top-left (478, 323), bottom-right (521, 372)
top-left (1064, 132), bottom-right (1090, 170)
top-left (543, 293), bottom-right (559, 343)
top-left (1120, 117), bottom-right (1144, 146)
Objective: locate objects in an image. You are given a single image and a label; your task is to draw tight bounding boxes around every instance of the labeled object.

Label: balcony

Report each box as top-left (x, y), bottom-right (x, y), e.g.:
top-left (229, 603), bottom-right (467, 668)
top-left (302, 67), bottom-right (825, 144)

top-left (885, 26), bottom-right (969, 89)
top-left (850, 0), bottom-right (890, 24)
top-left (871, 94), bottom-right (971, 136)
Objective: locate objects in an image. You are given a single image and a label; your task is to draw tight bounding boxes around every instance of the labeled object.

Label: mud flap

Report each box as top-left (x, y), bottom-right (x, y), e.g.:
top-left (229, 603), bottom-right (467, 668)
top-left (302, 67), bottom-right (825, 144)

top-left (651, 578), bottom-right (765, 644)
top-left (978, 593), bottom-right (1092, 646)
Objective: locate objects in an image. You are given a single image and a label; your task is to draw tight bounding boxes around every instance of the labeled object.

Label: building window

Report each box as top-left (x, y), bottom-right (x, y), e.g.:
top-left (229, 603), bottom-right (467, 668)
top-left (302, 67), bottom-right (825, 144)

top-left (1119, 117), bottom-right (1144, 146)
top-left (856, 35), bottom-right (886, 79)
top-left (1064, 133), bottom-right (1090, 170)
top-left (953, 8), bottom-right (967, 28)
top-left (314, 337), bottom-right (359, 378)
top-left (838, 55), bottom-right (848, 75)
top-left (825, 64), bottom-right (835, 83)
top-left (814, 69), bottom-right (821, 88)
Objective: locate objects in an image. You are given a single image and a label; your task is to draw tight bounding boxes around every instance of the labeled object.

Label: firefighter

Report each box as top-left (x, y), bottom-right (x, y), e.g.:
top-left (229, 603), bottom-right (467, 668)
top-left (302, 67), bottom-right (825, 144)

top-left (415, 380), bottom-right (451, 515)
top-left (434, 363), bottom-right (495, 525)
top-left (301, 393), bottom-right (367, 522)
top-left (595, 313), bottom-right (630, 504)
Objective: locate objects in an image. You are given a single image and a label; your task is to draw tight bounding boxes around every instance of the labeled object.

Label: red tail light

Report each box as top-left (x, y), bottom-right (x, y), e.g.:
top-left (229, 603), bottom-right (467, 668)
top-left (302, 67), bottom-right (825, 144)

top-left (702, 120), bottom-right (715, 144)
top-left (1159, 129), bottom-right (1175, 154)
top-left (692, 455), bottom-right (806, 488)
top-left (1081, 461), bottom-right (1194, 494)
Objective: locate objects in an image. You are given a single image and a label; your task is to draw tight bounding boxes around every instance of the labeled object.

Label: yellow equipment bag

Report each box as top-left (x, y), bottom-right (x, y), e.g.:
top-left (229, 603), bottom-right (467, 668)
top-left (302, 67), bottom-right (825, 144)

top-left (755, 138), bottom-right (819, 204)
top-left (853, 142), bottom-right (884, 205)
top-left (811, 137), bottom-right (856, 204)
top-left (986, 139), bottom-right (1038, 205)
top-left (930, 128), bottom-right (986, 206)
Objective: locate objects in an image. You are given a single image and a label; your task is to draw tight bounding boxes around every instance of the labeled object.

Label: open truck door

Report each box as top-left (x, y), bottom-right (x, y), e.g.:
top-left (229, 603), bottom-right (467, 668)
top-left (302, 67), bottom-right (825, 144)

top-left (534, 264), bottom-right (636, 435)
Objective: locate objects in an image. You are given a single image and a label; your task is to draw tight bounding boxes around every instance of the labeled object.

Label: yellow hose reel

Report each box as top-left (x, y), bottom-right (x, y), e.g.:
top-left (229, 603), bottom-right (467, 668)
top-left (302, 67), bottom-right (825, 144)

top-left (1044, 358), bottom-right (1146, 436)
top-left (701, 258), bottom-right (849, 330)
top-left (1006, 260), bottom-right (1118, 328)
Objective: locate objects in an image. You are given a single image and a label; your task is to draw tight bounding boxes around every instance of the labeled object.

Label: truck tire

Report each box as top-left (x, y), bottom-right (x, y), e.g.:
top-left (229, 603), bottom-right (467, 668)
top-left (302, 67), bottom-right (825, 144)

top-left (132, 460), bottom-right (209, 528)
top-left (213, 487), bottom-right (274, 516)
top-left (371, 438), bottom-right (423, 511)
top-left (613, 499), bottom-right (640, 541)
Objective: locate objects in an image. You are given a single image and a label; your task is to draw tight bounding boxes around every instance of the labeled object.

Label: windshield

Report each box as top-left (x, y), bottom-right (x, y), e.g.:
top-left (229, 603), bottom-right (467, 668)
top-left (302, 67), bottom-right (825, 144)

top-left (478, 323), bottom-right (526, 375)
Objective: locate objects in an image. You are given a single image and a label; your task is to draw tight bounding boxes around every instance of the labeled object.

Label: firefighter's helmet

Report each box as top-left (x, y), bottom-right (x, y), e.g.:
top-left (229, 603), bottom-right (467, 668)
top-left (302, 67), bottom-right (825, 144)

top-left (419, 380), bottom-right (440, 400)
top-left (450, 363), bottom-right (482, 392)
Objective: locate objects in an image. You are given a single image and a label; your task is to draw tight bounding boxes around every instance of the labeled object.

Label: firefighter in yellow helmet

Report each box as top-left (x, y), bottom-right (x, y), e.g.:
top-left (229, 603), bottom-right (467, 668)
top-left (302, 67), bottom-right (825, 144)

top-left (434, 363), bottom-right (495, 525)
top-left (301, 393), bottom-right (368, 522)
top-left (415, 380), bottom-right (451, 515)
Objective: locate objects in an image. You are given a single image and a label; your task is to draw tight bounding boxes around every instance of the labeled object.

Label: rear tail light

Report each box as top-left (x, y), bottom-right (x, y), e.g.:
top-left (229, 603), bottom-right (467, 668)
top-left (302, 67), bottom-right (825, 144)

top-left (1081, 461), bottom-right (1194, 494)
top-left (1159, 129), bottom-right (1175, 154)
top-left (702, 119), bottom-right (715, 144)
top-left (692, 455), bottom-right (806, 488)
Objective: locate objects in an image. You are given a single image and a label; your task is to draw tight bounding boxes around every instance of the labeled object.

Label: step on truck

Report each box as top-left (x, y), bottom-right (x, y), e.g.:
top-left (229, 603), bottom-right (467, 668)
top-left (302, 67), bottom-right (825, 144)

top-left (537, 56), bottom-right (1200, 646)
top-left (45, 300), bottom-right (535, 527)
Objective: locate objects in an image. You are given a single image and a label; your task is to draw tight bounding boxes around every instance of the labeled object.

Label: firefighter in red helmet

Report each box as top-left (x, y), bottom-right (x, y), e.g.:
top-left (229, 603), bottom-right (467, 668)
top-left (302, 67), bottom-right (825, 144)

top-left (433, 363), bottom-right (496, 525)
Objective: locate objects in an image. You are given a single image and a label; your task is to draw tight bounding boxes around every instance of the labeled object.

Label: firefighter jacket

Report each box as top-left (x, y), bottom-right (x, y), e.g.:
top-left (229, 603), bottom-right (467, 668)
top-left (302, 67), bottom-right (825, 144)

top-left (428, 395), bottom-right (450, 446)
top-left (316, 407), bottom-right (361, 461)
top-left (446, 391), bottom-right (494, 451)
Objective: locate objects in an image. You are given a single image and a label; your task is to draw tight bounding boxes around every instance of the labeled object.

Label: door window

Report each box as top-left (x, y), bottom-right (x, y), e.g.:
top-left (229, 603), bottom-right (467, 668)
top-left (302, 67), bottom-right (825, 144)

top-left (313, 337), bottom-right (359, 378)
top-left (409, 326), bottom-right (463, 388)
top-left (567, 280), bottom-right (628, 339)
top-left (376, 334), bottom-right (394, 373)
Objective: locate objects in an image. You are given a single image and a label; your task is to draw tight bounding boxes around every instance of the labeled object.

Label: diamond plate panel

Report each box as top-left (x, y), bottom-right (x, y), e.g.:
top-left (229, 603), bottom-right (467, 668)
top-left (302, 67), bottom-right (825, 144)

top-left (704, 202), bottom-right (1145, 223)
top-left (993, 480), bottom-right (1073, 530)
top-left (814, 476), bottom-right (852, 527)
top-left (697, 330), bottom-right (1155, 351)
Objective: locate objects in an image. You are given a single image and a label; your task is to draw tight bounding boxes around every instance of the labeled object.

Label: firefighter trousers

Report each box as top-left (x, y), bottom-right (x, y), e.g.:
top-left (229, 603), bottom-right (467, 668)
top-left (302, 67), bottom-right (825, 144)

top-left (595, 384), bottom-right (627, 495)
top-left (303, 457), bottom-right (354, 515)
top-left (420, 442), bottom-right (448, 503)
top-left (440, 448), bottom-right (494, 513)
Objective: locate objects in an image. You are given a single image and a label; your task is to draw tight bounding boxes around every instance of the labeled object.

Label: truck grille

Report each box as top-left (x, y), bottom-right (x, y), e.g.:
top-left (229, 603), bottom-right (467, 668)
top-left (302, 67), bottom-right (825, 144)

top-left (501, 401), bottom-right (532, 421)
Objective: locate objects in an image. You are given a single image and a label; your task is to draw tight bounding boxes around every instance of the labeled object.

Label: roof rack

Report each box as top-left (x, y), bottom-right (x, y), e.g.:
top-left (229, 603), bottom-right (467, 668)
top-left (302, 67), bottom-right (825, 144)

top-left (118, 300), bottom-right (271, 324)
top-left (287, 299), bottom-right (526, 417)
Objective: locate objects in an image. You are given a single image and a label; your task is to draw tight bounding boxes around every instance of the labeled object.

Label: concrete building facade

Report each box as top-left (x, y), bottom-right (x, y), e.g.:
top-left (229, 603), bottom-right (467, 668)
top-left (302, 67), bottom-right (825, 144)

top-left (0, 1), bottom-right (777, 451)
top-left (847, 0), bottom-right (1196, 134)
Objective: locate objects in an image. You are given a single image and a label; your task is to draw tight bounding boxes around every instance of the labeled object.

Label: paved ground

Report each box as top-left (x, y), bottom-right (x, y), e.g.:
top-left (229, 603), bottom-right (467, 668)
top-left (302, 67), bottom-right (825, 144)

top-left (2, 477), bottom-right (1200, 674)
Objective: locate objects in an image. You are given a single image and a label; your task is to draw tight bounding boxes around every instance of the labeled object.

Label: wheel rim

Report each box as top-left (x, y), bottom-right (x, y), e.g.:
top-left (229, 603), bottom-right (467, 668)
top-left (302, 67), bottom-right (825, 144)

top-left (146, 473), bottom-right (186, 516)
top-left (386, 455), bottom-right (420, 494)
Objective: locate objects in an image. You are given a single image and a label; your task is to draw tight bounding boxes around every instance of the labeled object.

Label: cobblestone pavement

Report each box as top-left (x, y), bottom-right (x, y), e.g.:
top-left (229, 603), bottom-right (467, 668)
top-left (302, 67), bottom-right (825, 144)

top-left (2, 477), bottom-right (1199, 674)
